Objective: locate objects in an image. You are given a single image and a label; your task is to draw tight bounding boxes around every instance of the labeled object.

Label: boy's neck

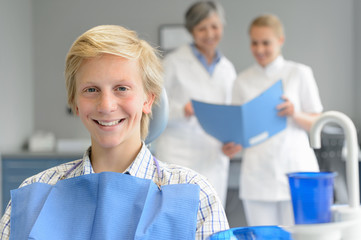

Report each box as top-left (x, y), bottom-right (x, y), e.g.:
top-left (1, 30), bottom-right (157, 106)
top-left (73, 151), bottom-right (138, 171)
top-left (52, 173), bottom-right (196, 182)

top-left (90, 140), bottom-right (143, 173)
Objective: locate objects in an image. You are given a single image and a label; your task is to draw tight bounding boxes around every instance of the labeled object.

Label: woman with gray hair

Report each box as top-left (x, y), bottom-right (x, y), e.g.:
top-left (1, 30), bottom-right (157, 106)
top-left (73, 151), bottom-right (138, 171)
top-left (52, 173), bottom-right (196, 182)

top-left (155, 1), bottom-right (240, 206)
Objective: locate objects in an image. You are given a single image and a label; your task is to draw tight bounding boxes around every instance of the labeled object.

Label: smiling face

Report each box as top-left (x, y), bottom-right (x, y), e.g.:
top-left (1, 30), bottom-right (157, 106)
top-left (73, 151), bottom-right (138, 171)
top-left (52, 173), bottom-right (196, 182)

top-left (191, 12), bottom-right (223, 55)
top-left (75, 54), bottom-right (154, 150)
top-left (250, 26), bottom-right (284, 67)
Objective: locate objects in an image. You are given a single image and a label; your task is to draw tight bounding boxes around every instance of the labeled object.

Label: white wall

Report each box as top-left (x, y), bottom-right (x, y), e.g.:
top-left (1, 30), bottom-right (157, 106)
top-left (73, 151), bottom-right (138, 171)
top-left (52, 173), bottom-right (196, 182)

top-left (0, 1), bottom-right (33, 151)
top-left (1, 0), bottom-right (360, 150)
top-left (355, 1), bottom-right (361, 131)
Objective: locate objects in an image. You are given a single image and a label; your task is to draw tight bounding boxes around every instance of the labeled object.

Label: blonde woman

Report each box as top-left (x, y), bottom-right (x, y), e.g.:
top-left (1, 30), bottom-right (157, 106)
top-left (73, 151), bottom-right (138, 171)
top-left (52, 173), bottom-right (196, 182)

top-left (232, 14), bottom-right (323, 226)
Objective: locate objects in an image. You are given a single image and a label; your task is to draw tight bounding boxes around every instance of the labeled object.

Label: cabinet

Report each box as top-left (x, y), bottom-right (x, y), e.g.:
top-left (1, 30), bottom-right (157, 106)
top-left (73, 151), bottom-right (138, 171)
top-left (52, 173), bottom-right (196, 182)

top-left (0, 153), bottom-right (82, 213)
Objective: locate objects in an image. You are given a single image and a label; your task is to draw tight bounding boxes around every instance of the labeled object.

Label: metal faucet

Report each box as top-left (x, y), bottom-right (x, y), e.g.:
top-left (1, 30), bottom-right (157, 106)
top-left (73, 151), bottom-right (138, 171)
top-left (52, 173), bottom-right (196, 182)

top-left (309, 111), bottom-right (360, 208)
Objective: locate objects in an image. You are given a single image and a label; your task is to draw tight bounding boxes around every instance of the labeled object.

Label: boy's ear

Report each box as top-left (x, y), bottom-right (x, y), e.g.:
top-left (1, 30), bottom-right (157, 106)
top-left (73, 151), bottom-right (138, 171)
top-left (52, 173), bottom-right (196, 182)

top-left (279, 36), bottom-right (285, 46)
top-left (75, 106), bottom-right (79, 116)
top-left (143, 93), bottom-right (155, 114)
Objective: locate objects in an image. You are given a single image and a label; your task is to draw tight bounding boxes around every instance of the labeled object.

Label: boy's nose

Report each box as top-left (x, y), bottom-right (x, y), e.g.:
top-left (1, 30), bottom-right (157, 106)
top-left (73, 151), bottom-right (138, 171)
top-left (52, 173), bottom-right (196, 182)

top-left (97, 92), bottom-right (117, 113)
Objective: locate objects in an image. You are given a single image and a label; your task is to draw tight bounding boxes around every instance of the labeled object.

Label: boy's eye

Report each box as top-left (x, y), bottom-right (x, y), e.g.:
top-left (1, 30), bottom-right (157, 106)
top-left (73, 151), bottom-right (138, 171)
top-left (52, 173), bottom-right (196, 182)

top-left (117, 86), bottom-right (128, 91)
top-left (85, 88), bottom-right (97, 93)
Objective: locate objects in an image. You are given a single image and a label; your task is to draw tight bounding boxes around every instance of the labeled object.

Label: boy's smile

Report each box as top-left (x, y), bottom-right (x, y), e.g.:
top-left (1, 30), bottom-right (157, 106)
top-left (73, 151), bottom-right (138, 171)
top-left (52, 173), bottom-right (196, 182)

top-left (74, 54), bottom-right (153, 150)
top-left (96, 119), bottom-right (124, 127)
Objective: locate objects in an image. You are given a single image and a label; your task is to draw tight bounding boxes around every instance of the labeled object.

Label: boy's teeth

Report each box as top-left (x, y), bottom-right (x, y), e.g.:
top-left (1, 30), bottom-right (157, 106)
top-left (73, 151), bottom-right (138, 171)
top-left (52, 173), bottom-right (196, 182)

top-left (98, 120), bottom-right (119, 126)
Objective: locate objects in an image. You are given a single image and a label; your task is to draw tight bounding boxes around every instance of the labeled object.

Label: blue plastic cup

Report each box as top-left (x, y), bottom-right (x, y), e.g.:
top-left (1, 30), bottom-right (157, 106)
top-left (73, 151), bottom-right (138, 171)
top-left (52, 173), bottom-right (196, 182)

top-left (207, 226), bottom-right (292, 240)
top-left (287, 172), bottom-right (337, 224)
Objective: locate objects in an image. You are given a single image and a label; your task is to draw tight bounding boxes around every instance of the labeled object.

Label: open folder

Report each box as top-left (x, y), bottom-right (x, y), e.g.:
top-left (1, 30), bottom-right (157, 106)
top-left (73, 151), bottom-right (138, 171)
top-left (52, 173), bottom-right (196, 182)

top-left (192, 80), bottom-right (286, 148)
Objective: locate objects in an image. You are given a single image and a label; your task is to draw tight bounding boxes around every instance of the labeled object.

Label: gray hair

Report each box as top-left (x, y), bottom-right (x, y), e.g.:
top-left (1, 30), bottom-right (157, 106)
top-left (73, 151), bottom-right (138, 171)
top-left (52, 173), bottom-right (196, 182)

top-left (185, 1), bottom-right (225, 33)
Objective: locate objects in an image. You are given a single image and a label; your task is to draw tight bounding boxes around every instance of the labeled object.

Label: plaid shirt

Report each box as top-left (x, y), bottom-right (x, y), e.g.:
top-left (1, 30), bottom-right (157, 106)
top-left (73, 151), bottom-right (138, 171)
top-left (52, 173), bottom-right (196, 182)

top-left (0, 143), bottom-right (229, 239)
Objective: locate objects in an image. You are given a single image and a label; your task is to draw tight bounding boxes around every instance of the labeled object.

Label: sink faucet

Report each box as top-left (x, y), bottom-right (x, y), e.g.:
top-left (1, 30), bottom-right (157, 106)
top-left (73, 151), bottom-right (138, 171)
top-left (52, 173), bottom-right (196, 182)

top-left (310, 111), bottom-right (360, 208)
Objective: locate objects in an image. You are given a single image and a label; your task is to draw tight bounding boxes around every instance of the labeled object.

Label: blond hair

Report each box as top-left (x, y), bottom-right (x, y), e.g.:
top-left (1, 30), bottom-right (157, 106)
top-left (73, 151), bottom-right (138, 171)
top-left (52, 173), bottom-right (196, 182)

top-left (249, 14), bottom-right (284, 38)
top-left (65, 25), bottom-right (163, 140)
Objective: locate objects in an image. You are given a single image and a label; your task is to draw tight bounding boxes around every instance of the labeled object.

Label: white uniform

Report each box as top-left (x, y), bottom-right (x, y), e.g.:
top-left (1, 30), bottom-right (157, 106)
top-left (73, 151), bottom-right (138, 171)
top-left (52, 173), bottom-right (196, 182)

top-left (232, 56), bottom-right (323, 225)
top-left (155, 44), bottom-right (236, 204)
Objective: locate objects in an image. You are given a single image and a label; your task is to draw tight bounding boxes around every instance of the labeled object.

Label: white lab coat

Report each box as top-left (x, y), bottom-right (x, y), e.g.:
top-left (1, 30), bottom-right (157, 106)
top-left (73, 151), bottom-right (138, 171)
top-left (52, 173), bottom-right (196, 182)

top-left (232, 56), bottom-right (323, 202)
top-left (155, 44), bottom-right (236, 204)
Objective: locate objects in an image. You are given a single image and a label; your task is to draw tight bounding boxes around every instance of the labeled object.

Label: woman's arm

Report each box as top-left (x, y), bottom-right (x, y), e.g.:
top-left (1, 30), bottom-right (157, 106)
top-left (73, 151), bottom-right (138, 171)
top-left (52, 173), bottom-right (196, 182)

top-left (277, 95), bottom-right (321, 132)
top-left (292, 112), bottom-right (321, 132)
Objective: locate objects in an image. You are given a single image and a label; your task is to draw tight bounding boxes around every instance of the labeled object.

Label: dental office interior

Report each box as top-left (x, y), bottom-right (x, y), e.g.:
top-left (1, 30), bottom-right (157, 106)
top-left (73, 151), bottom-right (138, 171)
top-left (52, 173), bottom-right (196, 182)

top-left (2, 0), bottom-right (361, 238)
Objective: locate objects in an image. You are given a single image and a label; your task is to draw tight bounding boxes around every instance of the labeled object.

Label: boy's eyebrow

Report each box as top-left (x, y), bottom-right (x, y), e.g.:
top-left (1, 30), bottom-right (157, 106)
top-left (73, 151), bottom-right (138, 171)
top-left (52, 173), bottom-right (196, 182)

top-left (78, 79), bottom-right (137, 86)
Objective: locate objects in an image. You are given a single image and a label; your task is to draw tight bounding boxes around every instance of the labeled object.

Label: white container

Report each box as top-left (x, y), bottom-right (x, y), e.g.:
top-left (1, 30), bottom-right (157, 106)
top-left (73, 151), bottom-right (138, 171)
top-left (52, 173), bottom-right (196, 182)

top-left (56, 138), bottom-right (91, 153)
top-left (29, 131), bottom-right (56, 152)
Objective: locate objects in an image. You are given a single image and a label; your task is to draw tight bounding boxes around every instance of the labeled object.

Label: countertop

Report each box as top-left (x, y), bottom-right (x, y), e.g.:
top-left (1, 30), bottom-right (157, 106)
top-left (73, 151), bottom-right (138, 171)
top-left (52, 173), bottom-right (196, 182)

top-left (1, 151), bottom-right (83, 159)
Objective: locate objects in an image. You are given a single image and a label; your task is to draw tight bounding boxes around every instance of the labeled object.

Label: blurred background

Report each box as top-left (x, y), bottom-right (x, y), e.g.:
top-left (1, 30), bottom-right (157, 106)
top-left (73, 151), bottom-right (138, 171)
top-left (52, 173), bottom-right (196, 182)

top-left (1, 0), bottom-right (360, 152)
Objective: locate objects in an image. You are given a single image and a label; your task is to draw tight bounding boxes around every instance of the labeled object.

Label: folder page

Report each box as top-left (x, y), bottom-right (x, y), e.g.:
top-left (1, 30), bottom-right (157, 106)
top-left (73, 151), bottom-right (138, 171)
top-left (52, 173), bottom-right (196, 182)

top-left (192, 79), bottom-right (286, 148)
top-left (191, 101), bottom-right (244, 145)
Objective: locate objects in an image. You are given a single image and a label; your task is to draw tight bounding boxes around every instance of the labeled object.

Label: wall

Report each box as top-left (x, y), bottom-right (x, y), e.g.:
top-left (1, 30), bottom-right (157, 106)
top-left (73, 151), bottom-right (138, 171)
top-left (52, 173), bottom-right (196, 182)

top-left (0, 1), bottom-right (33, 151)
top-left (1, 0), bottom-right (359, 150)
top-left (355, 1), bottom-right (361, 131)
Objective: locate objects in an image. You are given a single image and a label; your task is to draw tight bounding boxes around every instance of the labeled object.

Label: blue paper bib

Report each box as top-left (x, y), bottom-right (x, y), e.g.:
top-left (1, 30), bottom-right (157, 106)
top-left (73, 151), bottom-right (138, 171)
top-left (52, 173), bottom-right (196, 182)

top-left (10, 172), bottom-right (200, 240)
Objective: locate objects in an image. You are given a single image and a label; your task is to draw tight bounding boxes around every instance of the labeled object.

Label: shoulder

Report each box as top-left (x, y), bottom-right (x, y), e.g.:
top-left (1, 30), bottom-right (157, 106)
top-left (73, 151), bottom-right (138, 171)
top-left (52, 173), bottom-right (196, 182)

top-left (164, 45), bottom-right (192, 61)
top-left (162, 45), bottom-right (194, 71)
top-left (157, 161), bottom-right (229, 235)
top-left (284, 59), bottom-right (313, 75)
top-left (158, 160), bottom-right (208, 184)
top-left (158, 160), bottom-right (220, 200)
top-left (218, 56), bottom-right (237, 77)
top-left (219, 55), bottom-right (235, 68)
top-left (19, 159), bottom-right (82, 188)
top-left (236, 65), bottom-right (258, 81)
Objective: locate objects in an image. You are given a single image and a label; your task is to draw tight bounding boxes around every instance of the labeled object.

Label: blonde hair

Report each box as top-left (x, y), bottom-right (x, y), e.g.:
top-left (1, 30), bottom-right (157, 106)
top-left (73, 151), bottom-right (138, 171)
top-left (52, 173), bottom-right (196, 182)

top-left (65, 25), bottom-right (163, 140)
top-left (249, 14), bottom-right (284, 38)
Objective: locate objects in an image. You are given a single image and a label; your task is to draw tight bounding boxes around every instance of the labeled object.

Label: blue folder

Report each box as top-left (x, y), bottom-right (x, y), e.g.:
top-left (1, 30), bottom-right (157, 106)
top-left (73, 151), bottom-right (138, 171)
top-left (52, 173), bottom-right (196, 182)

top-left (192, 80), bottom-right (286, 148)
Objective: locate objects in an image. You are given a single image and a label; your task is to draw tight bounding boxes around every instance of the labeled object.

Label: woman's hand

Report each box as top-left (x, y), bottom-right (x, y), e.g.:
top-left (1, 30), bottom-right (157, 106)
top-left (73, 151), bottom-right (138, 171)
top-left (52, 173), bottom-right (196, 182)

top-left (222, 142), bottom-right (242, 158)
top-left (277, 95), bottom-right (321, 131)
top-left (277, 96), bottom-right (294, 117)
top-left (184, 101), bottom-right (194, 117)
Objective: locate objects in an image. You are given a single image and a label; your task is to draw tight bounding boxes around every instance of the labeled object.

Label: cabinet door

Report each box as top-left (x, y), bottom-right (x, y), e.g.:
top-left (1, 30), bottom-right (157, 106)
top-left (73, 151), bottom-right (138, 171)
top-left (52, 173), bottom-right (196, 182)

top-left (1, 156), bottom-right (79, 213)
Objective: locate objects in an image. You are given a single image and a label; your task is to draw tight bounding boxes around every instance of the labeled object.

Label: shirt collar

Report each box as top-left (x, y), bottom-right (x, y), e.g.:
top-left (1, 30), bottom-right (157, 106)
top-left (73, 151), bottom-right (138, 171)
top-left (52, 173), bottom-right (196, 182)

top-left (81, 147), bottom-right (95, 175)
top-left (256, 55), bottom-right (285, 77)
top-left (190, 43), bottom-right (221, 73)
top-left (76, 143), bottom-right (153, 180)
top-left (125, 142), bottom-right (154, 179)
